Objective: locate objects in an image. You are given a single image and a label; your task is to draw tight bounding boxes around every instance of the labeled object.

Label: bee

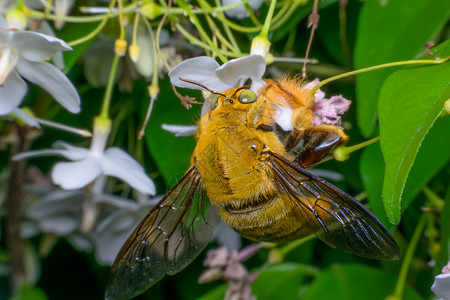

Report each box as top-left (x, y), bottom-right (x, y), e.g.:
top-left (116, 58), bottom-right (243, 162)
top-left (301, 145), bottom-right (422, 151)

top-left (106, 77), bottom-right (400, 299)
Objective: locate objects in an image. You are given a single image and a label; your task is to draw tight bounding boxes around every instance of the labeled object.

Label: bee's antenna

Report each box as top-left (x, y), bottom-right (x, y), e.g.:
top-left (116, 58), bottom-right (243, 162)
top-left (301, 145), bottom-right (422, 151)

top-left (178, 78), bottom-right (226, 97)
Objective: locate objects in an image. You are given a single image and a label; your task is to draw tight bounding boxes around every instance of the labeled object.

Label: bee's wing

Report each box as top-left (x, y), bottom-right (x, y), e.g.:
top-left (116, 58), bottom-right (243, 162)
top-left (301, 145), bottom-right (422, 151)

top-left (106, 166), bottom-right (219, 300)
top-left (268, 151), bottom-right (400, 260)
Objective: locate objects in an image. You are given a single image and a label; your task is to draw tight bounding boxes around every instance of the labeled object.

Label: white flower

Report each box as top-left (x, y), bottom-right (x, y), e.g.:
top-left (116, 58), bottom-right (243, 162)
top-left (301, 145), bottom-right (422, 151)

top-left (92, 196), bottom-right (160, 265)
top-left (169, 54), bottom-right (266, 94)
top-left (22, 182), bottom-right (161, 265)
top-left (0, 16), bottom-right (80, 115)
top-left (222, 0), bottom-right (264, 19)
top-left (305, 79), bottom-right (351, 126)
top-left (161, 123), bottom-right (197, 137)
top-left (432, 262), bottom-right (450, 300)
top-left (14, 119), bottom-right (155, 195)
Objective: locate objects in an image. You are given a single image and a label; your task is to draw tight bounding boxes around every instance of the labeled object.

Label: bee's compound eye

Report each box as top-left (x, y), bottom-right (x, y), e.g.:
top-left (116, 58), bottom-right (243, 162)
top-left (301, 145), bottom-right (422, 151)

top-left (238, 89), bottom-right (257, 104)
top-left (210, 95), bottom-right (220, 110)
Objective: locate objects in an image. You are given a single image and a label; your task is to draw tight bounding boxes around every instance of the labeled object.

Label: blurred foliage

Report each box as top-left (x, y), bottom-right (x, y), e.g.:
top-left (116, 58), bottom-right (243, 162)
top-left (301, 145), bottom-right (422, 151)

top-left (0, 0), bottom-right (449, 299)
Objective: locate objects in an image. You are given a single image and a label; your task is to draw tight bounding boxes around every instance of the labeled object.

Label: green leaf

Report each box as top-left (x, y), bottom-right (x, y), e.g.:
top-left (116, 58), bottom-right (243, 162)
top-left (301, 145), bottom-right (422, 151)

top-left (302, 264), bottom-right (422, 300)
top-left (359, 144), bottom-right (392, 229)
top-left (354, 0), bottom-right (450, 137)
top-left (360, 116), bottom-right (450, 226)
top-left (378, 41), bottom-right (450, 223)
top-left (144, 79), bottom-right (200, 184)
top-left (252, 263), bottom-right (311, 300)
top-left (402, 117), bottom-right (450, 209)
top-left (10, 286), bottom-right (48, 300)
top-left (197, 284), bottom-right (227, 300)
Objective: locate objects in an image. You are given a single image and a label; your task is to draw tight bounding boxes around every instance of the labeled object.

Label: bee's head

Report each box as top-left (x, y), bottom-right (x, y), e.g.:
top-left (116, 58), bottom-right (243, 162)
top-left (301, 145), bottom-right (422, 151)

top-left (178, 78), bottom-right (258, 115)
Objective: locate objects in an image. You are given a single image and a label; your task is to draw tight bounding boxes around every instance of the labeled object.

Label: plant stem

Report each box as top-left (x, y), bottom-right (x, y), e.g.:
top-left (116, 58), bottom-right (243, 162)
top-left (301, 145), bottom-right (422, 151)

top-left (100, 54), bottom-right (120, 119)
top-left (176, 0), bottom-right (227, 62)
top-left (67, 0), bottom-right (116, 46)
top-left (311, 56), bottom-right (450, 94)
top-left (260, 0), bottom-right (277, 38)
top-left (391, 213), bottom-right (427, 299)
top-left (279, 235), bottom-right (315, 256)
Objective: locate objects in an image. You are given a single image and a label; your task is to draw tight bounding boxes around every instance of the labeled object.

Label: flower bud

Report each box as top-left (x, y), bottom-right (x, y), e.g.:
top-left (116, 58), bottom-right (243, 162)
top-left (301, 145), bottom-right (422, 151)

top-left (129, 43), bottom-right (141, 63)
top-left (148, 84), bottom-right (160, 100)
top-left (334, 145), bottom-right (350, 162)
top-left (141, 3), bottom-right (163, 20)
top-left (114, 38), bottom-right (128, 57)
top-left (267, 248), bottom-right (284, 264)
top-left (444, 99), bottom-right (450, 114)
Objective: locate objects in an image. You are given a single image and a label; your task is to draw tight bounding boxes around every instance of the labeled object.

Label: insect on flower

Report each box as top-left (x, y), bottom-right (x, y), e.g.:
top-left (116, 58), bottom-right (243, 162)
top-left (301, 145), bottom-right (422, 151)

top-left (106, 74), bottom-right (401, 299)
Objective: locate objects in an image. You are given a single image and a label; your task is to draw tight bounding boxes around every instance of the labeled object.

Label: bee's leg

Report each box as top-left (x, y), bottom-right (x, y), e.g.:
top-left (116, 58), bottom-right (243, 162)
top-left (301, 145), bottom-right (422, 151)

top-left (288, 125), bottom-right (349, 168)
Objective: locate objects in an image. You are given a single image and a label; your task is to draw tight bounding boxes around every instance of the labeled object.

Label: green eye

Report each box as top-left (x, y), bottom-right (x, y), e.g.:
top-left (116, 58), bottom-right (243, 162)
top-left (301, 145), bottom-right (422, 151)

top-left (238, 89), bottom-right (257, 104)
top-left (210, 95), bottom-right (220, 110)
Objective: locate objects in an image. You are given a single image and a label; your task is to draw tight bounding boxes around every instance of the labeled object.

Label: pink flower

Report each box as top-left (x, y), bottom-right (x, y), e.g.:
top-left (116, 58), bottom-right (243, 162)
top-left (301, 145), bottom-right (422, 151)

top-left (306, 79), bottom-right (351, 126)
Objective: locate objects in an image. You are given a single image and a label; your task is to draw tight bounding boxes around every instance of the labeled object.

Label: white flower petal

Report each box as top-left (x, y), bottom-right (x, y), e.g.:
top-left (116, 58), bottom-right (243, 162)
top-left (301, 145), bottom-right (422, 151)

top-left (52, 157), bottom-right (102, 189)
top-left (34, 20), bottom-right (66, 69)
top-left (67, 233), bottom-right (93, 251)
top-left (0, 70), bottom-right (27, 115)
top-left (432, 273), bottom-right (450, 299)
top-left (10, 108), bottom-right (40, 128)
top-left (103, 148), bottom-right (155, 195)
top-left (40, 215), bottom-right (79, 235)
top-left (94, 210), bottom-right (145, 265)
top-left (104, 147), bottom-right (145, 172)
top-left (96, 195), bottom-right (137, 210)
top-left (96, 210), bottom-right (137, 234)
top-left (161, 123), bottom-right (197, 136)
top-left (10, 31), bottom-right (71, 61)
top-left (216, 55), bottom-right (266, 87)
top-left (13, 145), bottom-right (88, 161)
top-left (94, 228), bottom-right (131, 265)
top-left (53, 141), bottom-right (90, 159)
top-left (169, 56), bottom-right (234, 92)
top-left (250, 78), bottom-right (267, 93)
top-left (16, 59), bottom-right (81, 113)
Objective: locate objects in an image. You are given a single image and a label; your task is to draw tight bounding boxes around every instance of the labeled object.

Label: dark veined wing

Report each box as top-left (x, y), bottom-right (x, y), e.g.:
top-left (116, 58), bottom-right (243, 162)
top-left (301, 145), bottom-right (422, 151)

top-left (268, 151), bottom-right (400, 260)
top-left (106, 166), bottom-right (219, 300)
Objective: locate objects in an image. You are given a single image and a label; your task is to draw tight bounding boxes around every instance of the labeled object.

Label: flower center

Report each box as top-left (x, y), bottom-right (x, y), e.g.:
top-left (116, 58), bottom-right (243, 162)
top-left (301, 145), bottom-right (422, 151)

top-left (89, 117), bottom-right (112, 156)
top-left (0, 45), bottom-right (19, 86)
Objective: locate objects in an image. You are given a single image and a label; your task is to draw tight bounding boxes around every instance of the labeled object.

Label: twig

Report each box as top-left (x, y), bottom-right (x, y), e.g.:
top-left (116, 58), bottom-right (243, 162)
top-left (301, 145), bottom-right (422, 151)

top-left (6, 125), bottom-right (36, 295)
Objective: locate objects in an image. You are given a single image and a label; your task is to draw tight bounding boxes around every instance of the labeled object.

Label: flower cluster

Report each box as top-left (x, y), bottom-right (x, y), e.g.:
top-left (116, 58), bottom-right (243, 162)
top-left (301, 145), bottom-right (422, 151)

top-left (198, 245), bottom-right (260, 300)
top-left (0, 16), bottom-right (80, 114)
